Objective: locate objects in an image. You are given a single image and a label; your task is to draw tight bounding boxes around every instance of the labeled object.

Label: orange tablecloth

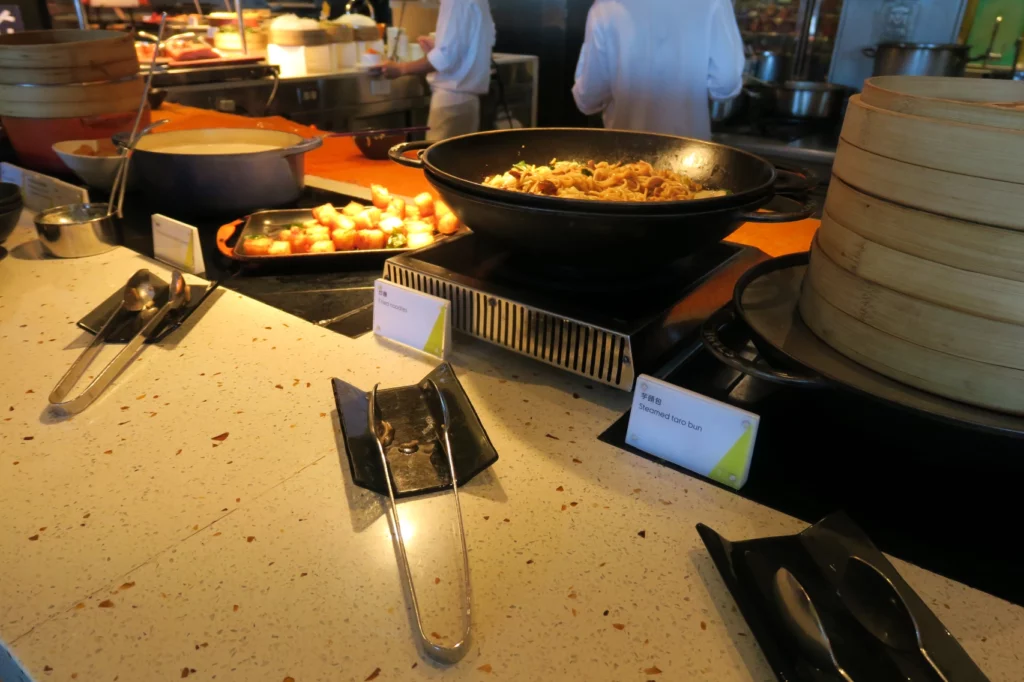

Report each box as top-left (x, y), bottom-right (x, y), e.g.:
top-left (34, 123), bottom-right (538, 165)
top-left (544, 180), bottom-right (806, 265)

top-left (157, 103), bottom-right (820, 255)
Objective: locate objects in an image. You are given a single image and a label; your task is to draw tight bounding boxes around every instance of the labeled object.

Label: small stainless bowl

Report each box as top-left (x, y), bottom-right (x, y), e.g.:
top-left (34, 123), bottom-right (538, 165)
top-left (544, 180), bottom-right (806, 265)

top-left (34, 203), bottom-right (119, 258)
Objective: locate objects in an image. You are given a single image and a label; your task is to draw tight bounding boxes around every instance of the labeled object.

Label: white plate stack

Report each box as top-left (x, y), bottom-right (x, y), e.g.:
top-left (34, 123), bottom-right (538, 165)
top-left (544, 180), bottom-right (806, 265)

top-left (800, 76), bottom-right (1024, 414)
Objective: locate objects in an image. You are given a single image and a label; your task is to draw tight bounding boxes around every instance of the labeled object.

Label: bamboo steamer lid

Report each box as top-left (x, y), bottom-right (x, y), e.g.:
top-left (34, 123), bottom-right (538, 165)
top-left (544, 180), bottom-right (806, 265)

top-left (805, 240), bottom-right (1024, 370)
top-left (324, 24), bottom-right (354, 42)
top-left (841, 95), bottom-right (1024, 184)
top-left (269, 27), bottom-right (329, 46)
top-left (817, 212), bottom-right (1024, 326)
top-left (354, 26), bottom-right (380, 41)
top-left (0, 57), bottom-right (138, 85)
top-left (0, 76), bottom-right (144, 118)
top-left (799, 282), bottom-right (1024, 415)
top-left (862, 76), bottom-right (1024, 130)
top-left (832, 139), bottom-right (1024, 230)
top-left (824, 177), bottom-right (1024, 282)
top-left (0, 30), bottom-right (136, 73)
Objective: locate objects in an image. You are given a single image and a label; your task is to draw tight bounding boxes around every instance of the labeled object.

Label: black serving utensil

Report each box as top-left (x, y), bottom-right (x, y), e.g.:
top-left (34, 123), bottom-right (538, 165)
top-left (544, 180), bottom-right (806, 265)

top-left (839, 556), bottom-right (949, 681)
top-left (772, 565), bottom-right (854, 682)
top-left (800, 514), bottom-right (990, 682)
top-left (743, 550), bottom-right (856, 682)
top-left (700, 514), bottom-right (980, 682)
top-left (333, 362), bottom-right (498, 497)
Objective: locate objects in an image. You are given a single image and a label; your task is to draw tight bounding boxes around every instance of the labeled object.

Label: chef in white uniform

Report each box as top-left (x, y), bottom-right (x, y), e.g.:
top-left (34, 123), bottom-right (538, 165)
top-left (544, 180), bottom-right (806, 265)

top-left (377, 0), bottom-right (496, 140)
top-left (572, 0), bottom-right (745, 140)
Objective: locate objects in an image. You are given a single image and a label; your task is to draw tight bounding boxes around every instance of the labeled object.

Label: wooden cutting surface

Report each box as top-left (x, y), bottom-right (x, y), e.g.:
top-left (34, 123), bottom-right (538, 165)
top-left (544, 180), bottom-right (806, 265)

top-left (157, 102), bottom-right (821, 255)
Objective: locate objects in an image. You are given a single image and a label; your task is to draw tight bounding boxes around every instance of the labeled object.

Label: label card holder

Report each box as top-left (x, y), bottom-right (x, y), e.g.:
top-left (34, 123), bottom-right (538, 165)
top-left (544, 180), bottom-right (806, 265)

top-left (625, 374), bottom-right (759, 490)
top-left (152, 214), bottom-right (206, 276)
top-left (373, 278), bottom-right (450, 358)
top-left (0, 162), bottom-right (89, 212)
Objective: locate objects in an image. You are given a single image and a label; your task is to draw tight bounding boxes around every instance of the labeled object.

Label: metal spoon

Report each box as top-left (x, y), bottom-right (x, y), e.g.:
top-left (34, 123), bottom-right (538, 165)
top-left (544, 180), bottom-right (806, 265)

top-left (50, 271), bottom-right (187, 414)
top-left (51, 269), bottom-right (158, 406)
top-left (839, 556), bottom-right (949, 682)
top-left (135, 271), bottom-right (188, 339)
top-left (773, 567), bottom-right (854, 682)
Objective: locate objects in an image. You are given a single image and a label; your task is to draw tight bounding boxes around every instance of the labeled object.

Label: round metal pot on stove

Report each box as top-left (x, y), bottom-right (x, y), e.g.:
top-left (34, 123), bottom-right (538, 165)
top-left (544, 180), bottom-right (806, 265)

top-left (862, 43), bottom-right (972, 77)
top-left (114, 127), bottom-right (323, 216)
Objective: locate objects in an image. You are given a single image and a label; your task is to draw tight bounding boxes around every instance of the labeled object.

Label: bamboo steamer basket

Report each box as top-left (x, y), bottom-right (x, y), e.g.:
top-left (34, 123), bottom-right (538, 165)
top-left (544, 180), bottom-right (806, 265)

top-left (805, 241), bottom-right (1024, 370)
top-left (0, 76), bottom-right (144, 118)
top-left (0, 30), bottom-right (138, 85)
top-left (799, 281), bottom-right (1024, 415)
top-left (832, 139), bottom-right (1024, 230)
top-left (824, 177), bottom-right (1024, 282)
top-left (841, 95), bottom-right (1024, 184)
top-left (817, 212), bottom-right (1024, 326)
top-left (861, 76), bottom-right (1024, 130)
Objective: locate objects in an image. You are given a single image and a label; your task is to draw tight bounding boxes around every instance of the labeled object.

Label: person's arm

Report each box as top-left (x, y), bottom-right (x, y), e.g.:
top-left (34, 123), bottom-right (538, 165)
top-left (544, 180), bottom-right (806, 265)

top-left (379, 57), bottom-right (435, 79)
top-left (572, 3), bottom-right (612, 116)
top-left (378, 37), bottom-right (437, 78)
top-left (424, 0), bottom-right (474, 75)
top-left (707, 0), bottom-right (745, 101)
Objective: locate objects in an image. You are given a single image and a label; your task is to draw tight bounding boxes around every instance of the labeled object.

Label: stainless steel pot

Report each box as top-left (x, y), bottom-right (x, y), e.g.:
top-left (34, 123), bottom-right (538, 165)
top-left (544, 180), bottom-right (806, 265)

top-left (769, 81), bottom-right (848, 120)
top-left (710, 93), bottom-right (745, 123)
top-left (34, 203), bottom-right (118, 258)
top-left (751, 50), bottom-right (790, 83)
top-left (115, 128), bottom-right (323, 216)
top-left (862, 43), bottom-right (970, 77)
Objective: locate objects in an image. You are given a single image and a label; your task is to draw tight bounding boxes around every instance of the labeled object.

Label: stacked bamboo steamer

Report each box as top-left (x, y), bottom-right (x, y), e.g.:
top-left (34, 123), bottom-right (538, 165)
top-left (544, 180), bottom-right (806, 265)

top-left (0, 30), bottom-right (142, 114)
top-left (0, 30), bottom-right (144, 172)
top-left (800, 75), bottom-right (1024, 415)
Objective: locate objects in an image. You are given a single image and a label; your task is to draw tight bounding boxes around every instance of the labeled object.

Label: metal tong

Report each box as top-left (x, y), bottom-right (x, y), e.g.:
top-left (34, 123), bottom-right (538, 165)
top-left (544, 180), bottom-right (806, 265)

top-left (368, 379), bottom-right (472, 664)
top-left (50, 270), bottom-right (188, 414)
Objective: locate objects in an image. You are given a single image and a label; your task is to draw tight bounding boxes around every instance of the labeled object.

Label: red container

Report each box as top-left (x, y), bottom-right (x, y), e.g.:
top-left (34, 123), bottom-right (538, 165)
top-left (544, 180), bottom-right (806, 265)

top-left (1, 109), bottom-right (149, 174)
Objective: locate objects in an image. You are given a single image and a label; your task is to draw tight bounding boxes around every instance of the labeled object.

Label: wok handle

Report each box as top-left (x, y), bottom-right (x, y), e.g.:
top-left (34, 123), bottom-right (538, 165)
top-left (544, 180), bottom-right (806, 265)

top-left (773, 167), bottom-right (815, 196)
top-left (738, 195), bottom-right (816, 223)
top-left (388, 140), bottom-right (431, 168)
top-left (217, 219), bottom-right (243, 259)
top-left (700, 307), bottom-right (825, 387)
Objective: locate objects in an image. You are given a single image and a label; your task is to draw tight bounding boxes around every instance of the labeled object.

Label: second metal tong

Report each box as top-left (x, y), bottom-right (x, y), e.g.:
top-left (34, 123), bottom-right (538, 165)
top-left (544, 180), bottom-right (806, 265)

top-left (368, 379), bottom-right (472, 664)
top-left (50, 269), bottom-right (188, 414)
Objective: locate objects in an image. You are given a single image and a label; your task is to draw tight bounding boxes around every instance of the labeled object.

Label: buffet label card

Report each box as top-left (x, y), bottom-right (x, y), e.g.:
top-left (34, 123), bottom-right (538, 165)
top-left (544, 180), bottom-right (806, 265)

top-left (0, 162), bottom-right (89, 212)
top-left (152, 214), bottom-right (206, 276)
top-left (625, 374), bottom-right (759, 490)
top-left (373, 278), bottom-right (450, 358)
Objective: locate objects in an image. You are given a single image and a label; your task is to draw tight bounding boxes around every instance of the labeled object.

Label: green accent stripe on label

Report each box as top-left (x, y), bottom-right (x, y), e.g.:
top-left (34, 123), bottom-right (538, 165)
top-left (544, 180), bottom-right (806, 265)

top-left (708, 424), bottom-right (753, 489)
top-left (422, 307), bottom-right (447, 358)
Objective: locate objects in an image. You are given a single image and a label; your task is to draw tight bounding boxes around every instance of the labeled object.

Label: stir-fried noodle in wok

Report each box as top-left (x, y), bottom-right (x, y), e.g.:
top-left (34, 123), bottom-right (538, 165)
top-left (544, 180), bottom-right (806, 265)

top-left (483, 159), bottom-right (728, 202)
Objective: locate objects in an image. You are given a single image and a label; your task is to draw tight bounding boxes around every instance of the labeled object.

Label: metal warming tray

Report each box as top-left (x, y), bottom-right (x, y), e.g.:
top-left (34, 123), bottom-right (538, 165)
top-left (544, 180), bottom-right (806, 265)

top-left (384, 233), bottom-right (766, 390)
top-left (216, 207), bottom-right (455, 267)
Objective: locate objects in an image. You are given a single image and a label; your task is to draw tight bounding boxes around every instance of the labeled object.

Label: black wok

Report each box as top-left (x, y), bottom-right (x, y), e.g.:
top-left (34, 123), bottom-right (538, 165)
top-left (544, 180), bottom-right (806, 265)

top-left (388, 128), bottom-right (813, 267)
top-left (389, 127), bottom-right (789, 214)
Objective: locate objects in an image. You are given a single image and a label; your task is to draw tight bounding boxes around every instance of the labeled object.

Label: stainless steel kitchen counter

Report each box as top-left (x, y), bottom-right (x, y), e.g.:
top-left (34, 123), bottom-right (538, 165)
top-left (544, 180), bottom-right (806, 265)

top-left (712, 132), bottom-right (837, 167)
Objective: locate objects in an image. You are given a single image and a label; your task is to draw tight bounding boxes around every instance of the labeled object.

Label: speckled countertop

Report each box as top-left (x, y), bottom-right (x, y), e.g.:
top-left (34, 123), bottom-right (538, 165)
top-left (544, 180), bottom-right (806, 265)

top-left (2, 212), bottom-right (1022, 682)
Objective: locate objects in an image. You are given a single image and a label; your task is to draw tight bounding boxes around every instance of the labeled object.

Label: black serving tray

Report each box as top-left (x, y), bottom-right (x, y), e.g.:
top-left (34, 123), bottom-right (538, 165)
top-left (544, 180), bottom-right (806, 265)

top-left (332, 362), bottom-right (498, 498)
top-left (697, 512), bottom-right (990, 682)
top-left (77, 276), bottom-right (217, 344)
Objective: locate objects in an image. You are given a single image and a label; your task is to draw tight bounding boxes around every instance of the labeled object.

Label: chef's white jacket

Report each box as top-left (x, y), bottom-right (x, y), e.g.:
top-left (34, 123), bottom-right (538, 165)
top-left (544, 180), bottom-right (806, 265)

top-left (426, 0), bottom-right (496, 97)
top-left (572, 0), bottom-right (745, 140)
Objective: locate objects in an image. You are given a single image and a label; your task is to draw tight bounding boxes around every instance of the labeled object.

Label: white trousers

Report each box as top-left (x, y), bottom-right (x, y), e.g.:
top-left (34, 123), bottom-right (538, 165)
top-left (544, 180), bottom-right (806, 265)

top-left (427, 89), bottom-right (481, 141)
